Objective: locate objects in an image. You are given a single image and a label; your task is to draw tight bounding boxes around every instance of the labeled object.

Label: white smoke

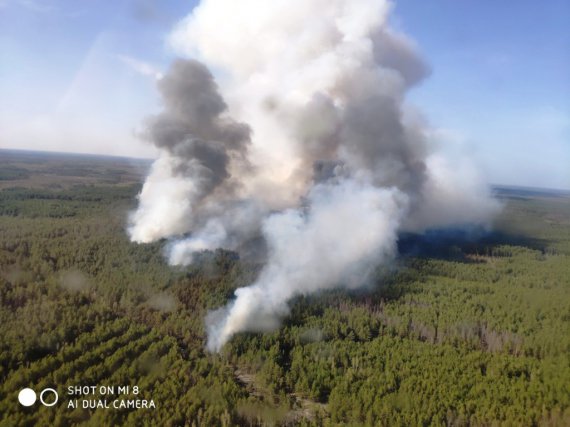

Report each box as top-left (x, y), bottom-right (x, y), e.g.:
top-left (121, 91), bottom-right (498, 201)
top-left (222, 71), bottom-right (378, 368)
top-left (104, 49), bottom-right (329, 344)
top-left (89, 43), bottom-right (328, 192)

top-left (129, 155), bottom-right (200, 243)
top-left (128, 0), bottom-right (501, 351)
top-left (206, 179), bottom-right (408, 351)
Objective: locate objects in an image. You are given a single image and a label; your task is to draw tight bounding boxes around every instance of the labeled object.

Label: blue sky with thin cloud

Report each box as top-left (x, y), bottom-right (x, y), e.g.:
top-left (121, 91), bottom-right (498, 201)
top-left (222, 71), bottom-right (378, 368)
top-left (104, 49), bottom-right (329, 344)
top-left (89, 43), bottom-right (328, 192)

top-left (0, 0), bottom-right (568, 189)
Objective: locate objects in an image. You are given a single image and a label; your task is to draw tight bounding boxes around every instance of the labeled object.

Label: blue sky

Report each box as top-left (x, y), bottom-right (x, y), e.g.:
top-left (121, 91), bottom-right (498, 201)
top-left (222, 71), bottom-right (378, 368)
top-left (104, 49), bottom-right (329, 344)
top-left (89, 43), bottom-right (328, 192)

top-left (0, 0), bottom-right (568, 189)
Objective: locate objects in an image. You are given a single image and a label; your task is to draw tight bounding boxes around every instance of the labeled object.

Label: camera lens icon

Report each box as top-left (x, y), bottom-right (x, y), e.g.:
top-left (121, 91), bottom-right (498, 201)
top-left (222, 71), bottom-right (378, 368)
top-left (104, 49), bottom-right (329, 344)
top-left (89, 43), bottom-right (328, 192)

top-left (18, 388), bottom-right (58, 407)
top-left (18, 388), bottom-right (36, 406)
top-left (40, 388), bottom-right (58, 406)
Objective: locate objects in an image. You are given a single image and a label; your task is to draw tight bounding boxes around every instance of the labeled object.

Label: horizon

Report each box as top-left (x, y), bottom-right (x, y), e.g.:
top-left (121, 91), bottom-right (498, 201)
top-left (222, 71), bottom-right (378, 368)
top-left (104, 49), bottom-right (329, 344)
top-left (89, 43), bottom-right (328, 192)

top-left (2, 147), bottom-right (570, 194)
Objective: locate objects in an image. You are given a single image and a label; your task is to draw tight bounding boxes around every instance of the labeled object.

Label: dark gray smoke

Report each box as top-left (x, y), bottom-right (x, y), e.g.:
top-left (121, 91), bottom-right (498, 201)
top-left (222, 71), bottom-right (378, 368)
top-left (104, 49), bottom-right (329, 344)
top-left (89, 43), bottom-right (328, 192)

top-left (128, 59), bottom-right (253, 244)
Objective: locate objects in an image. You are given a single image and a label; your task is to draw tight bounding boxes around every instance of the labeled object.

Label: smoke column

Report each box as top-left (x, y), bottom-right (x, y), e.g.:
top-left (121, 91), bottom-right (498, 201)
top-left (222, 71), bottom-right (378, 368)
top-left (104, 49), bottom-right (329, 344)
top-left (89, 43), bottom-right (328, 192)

top-left (129, 0), bottom-right (500, 351)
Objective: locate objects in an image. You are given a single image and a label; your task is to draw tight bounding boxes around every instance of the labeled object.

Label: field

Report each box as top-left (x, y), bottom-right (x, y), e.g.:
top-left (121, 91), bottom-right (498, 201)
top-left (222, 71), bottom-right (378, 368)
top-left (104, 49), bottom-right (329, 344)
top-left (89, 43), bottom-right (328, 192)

top-left (0, 149), bottom-right (569, 426)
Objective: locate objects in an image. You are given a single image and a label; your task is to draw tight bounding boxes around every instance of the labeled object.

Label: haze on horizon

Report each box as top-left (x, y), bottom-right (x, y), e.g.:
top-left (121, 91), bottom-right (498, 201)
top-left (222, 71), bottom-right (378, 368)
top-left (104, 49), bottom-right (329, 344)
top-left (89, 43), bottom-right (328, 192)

top-left (0, 0), bottom-right (568, 190)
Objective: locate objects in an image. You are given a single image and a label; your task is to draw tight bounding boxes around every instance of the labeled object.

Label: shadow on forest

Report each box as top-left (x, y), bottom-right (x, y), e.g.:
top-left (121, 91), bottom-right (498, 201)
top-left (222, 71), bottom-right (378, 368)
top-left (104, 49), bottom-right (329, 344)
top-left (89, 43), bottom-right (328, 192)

top-left (397, 227), bottom-right (550, 264)
top-left (189, 225), bottom-right (552, 328)
top-left (286, 227), bottom-right (552, 318)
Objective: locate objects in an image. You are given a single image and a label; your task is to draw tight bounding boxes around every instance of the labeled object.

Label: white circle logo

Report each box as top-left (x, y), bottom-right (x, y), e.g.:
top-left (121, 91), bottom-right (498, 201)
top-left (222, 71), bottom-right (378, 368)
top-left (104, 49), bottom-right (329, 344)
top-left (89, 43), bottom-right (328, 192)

top-left (40, 388), bottom-right (58, 407)
top-left (18, 388), bottom-right (36, 406)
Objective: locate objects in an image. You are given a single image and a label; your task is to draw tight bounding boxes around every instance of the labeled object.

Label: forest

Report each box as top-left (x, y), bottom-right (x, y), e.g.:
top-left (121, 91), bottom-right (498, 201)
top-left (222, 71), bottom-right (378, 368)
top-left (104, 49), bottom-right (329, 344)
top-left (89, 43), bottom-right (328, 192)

top-left (0, 149), bottom-right (569, 426)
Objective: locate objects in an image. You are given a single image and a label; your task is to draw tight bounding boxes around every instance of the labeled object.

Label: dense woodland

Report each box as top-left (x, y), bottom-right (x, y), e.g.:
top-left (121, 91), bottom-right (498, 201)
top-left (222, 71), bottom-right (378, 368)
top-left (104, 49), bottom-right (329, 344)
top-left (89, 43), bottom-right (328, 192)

top-left (0, 150), bottom-right (569, 426)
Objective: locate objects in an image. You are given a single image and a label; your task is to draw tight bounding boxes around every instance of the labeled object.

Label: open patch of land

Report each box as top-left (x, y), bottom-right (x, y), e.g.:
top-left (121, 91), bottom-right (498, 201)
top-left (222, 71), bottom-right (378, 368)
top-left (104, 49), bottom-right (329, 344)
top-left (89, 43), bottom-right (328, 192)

top-left (0, 149), bottom-right (150, 190)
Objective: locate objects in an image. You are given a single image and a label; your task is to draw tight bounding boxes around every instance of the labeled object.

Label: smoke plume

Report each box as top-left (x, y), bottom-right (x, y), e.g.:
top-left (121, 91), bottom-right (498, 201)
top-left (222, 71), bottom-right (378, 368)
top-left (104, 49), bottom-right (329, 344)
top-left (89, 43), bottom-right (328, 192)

top-left (129, 0), bottom-right (500, 351)
top-left (128, 59), bottom-right (252, 245)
